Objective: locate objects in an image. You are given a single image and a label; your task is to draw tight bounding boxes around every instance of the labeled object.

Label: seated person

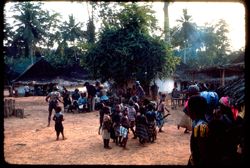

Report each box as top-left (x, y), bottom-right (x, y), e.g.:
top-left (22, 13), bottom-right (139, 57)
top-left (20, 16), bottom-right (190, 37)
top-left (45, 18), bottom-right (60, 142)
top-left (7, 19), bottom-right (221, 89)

top-left (77, 92), bottom-right (88, 112)
top-left (72, 88), bottom-right (80, 109)
top-left (63, 91), bottom-right (72, 110)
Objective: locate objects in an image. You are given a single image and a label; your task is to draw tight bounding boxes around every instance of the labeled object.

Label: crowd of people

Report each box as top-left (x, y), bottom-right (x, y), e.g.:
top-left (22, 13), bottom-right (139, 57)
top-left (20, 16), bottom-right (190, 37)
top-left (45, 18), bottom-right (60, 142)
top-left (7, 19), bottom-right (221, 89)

top-left (179, 83), bottom-right (245, 166)
top-left (44, 80), bottom-right (246, 166)
top-left (97, 87), bottom-right (171, 149)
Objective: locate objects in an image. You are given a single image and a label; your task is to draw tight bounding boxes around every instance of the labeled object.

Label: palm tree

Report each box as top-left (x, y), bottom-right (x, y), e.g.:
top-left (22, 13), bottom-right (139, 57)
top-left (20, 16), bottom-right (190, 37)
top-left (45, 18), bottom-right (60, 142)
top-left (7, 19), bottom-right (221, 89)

top-left (174, 9), bottom-right (200, 63)
top-left (86, 1), bottom-right (96, 44)
top-left (11, 2), bottom-right (60, 64)
top-left (58, 15), bottom-right (85, 62)
top-left (163, 2), bottom-right (171, 43)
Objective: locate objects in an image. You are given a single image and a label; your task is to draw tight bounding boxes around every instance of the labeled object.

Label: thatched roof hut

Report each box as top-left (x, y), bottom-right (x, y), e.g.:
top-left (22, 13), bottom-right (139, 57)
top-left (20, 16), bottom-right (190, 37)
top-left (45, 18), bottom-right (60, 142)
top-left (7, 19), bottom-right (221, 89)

top-left (4, 63), bottom-right (19, 85)
top-left (12, 56), bottom-right (90, 86)
top-left (216, 77), bottom-right (245, 106)
top-left (184, 54), bottom-right (245, 86)
top-left (12, 57), bottom-right (58, 84)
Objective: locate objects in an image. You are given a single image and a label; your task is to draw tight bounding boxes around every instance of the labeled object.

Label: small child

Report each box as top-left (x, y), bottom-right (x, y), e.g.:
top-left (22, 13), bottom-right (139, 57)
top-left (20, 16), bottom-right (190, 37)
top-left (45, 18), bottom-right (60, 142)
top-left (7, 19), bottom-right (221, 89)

top-left (127, 100), bottom-right (137, 139)
top-left (119, 109), bottom-right (130, 149)
top-left (111, 104), bottom-right (122, 145)
top-left (53, 106), bottom-right (65, 140)
top-left (101, 106), bottom-right (112, 149)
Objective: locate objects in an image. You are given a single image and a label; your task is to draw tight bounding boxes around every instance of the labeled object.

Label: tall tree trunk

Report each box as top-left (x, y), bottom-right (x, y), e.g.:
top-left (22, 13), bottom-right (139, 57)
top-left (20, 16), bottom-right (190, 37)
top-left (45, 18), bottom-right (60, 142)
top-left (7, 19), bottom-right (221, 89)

top-left (164, 2), bottom-right (171, 44)
top-left (25, 42), bottom-right (34, 64)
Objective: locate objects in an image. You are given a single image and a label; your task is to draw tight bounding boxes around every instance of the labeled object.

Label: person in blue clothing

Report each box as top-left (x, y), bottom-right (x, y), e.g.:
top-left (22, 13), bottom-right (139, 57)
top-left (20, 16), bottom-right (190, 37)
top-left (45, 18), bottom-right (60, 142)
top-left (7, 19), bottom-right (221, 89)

top-left (199, 90), bottom-right (219, 123)
top-left (77, 92), bottom-right (88, 112)
top-left (72, 88), bottom-right (80, 110)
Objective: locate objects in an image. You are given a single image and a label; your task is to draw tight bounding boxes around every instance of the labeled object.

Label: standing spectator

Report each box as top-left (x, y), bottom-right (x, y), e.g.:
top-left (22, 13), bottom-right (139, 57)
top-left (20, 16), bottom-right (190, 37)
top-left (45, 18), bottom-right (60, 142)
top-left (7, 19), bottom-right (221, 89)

top-left (84, 82), bottom-right (97, 112)
top-left (52, 106), bottom-right (65, 140)
top-left (95, 81), bottom-right (103, 97)
top-left (45, 86), bottom-right (62, 127)
top-left (111, 104), bottom-right (123, 145)
top-left (187, 95), bottom-right (209, 166)
top-left (101, 106), bottom-right (112, 149)
top-left (177, 85), bottom-right (199, 133)
top-left (156, 93), bottom-right (170, 132)
top-left (200, 90), bottom-right (219, 123)
top-left (135, 81), bottom-right (145, 102)
top-left (207, 96), bottom-right (240, 165)
top-left (119, 109), bottom-right (130, 149)
top-left (98, 102), bottom-right (108, 135)
top-left (135, 111), bottom-right (149, 144)
top-left (124, 88), bottom-right (132, 104)
top-left (150, 82), bottom-right (159, 101)
top-left (171, 85), bottom-right (180, 109)
top-left (127, 100), bottom-right (137, 139)
top-left (146, 103), bottom-right (157, 142)
top-left (130, 96), bottom-right (140, 112)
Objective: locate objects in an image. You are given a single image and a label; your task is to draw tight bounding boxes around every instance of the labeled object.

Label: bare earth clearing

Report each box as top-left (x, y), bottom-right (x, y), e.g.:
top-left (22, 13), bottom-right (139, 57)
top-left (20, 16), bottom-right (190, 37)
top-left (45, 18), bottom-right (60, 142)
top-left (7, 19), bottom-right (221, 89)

top-left (4, 96), bottom-right (191, 165)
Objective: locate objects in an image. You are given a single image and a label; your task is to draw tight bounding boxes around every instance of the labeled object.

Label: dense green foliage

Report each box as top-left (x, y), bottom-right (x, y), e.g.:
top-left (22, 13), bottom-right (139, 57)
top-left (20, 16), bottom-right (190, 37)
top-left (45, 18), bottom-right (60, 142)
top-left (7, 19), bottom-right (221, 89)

top-left (8, 2), bottom-right (60, 62)
top-left (170, 9), bottom-right (234, 69)
top-left (4, 2), bottom-right (243, 83)
top-left (85, 3), bottom-right (179, 85)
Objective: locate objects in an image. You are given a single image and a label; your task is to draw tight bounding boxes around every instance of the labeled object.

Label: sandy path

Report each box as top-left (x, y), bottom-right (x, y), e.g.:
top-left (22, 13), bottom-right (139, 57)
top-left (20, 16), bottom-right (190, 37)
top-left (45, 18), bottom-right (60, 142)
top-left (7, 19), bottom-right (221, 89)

top-left (4, 96), bottom-right (191, 165)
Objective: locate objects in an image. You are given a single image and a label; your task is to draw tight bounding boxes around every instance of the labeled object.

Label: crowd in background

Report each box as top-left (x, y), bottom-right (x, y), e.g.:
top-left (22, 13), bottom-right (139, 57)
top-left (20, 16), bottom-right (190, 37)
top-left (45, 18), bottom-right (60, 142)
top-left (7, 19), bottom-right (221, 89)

top-left (44, 79), bottom-right (246, 166)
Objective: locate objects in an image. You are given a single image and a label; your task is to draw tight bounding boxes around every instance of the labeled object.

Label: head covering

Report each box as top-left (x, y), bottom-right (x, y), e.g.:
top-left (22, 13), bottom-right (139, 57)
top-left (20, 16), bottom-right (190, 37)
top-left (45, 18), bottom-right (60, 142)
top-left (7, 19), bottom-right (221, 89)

top-left (219, 96), bottom-right (230, 108)
top-left (135, 81), bottom-right (140, 85)
top-left (188, 85), bottom-right (200, 96)
top-left (219, 96), bottom-right (238, 120)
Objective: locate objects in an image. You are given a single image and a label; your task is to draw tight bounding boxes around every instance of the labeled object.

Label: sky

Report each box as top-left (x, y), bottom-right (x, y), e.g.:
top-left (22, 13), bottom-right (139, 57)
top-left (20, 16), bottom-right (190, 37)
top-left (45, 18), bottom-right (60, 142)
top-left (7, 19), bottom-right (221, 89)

top-left (4, 1), bottom-right (246, 51)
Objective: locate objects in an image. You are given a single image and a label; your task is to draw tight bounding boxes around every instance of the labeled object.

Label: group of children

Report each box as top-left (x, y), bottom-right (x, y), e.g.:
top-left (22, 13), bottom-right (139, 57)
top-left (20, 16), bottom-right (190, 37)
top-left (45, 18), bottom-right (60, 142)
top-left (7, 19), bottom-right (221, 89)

top-left (98, 94), bottom-right (170, 150)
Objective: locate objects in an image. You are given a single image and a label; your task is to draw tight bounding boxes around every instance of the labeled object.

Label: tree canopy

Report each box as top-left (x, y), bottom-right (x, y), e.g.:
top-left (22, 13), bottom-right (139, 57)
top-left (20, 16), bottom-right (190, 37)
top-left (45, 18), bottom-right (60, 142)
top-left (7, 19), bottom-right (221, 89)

top-left (9, 2), bottom-right (60, 63)
top-left (85, 3), bottom-right (179, 86)
top-left (170, 9), bottom-right (232, 69)
top-left (4, 2), bottom-right (242, 83)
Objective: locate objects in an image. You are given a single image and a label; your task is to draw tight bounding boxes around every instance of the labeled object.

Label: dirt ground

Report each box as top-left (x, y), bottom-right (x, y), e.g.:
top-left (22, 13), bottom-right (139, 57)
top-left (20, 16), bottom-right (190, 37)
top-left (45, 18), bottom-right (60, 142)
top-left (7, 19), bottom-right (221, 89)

top-left (4, 96), bottom-right (191, 165)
